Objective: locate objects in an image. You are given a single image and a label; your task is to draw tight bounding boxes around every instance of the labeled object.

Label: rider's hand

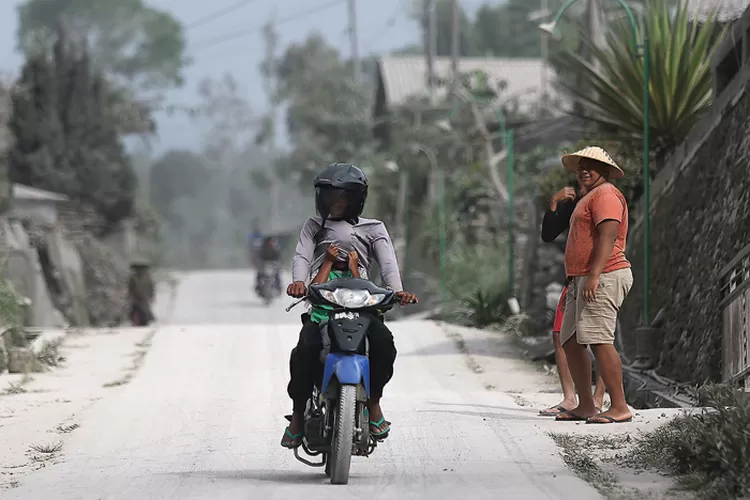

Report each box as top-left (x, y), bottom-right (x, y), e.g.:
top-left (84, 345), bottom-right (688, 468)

top-left (347, 251), bottom-right (359, 273)
top-left (287, 281), bottom-right (307, 298)
top-left (325, 244), bottom-right (340, 263)
top-left (550, 186), bottom-right (576, 211)
top-left (395, 291), bottom-right (419, 306)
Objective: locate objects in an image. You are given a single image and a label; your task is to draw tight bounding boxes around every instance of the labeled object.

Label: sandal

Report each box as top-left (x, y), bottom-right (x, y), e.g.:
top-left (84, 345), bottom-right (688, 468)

top-left (555, 410), bottom-right (589, 422)
top-left (280, 427), bottom-right (304, 448)
top-left (369, 417), bottom-right (391, 440)
top-left (586, 414), bottom-right (633, 424)
top-left (539, 404), bottom-right (571, 417)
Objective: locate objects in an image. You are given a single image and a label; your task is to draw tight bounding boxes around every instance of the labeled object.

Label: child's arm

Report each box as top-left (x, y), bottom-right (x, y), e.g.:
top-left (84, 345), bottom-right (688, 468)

top-left (312, 244), bottom-right (339, 284)
top-left (348, 251), bottom-right (361, 278)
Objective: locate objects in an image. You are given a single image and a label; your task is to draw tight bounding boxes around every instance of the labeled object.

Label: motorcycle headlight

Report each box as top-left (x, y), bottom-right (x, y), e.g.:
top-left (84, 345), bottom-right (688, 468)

top-left (320, 288), bottom-right (386, 308)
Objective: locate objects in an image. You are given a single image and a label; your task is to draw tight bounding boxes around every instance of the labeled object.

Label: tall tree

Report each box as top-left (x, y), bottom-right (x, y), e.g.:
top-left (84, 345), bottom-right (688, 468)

top-left (8, 29), bottom-right (137, 227)
top-left (554, 0), bottom-right (723, 163)
top-left (16, 0), bottom-right (187, 92)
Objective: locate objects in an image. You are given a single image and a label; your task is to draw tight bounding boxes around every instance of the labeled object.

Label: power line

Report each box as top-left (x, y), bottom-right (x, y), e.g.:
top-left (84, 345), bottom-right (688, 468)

top-left (361, 5), bottom-right (401, 53)
top-left (186, 0), bottom-right (262, 30)
top-left (192, 0), bottom-right (345, 51)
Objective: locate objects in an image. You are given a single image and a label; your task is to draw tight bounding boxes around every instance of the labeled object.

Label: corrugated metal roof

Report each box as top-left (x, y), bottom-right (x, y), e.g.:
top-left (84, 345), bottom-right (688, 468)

top-left (376, 56), bottom-right (560, 112)
top-left (13, 183), bottom-right (69, 202)
top-left (686, 0), bottom-right (750, 22)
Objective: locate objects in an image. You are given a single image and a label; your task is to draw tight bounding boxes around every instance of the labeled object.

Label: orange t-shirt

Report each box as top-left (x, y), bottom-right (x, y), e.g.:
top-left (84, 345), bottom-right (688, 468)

top-left (564, 183), bottom-right (630, 277)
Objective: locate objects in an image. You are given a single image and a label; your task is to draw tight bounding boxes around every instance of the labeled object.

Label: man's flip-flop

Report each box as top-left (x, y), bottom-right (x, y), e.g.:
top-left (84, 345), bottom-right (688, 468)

top-left (586, 415), bottom-right (633, 424)
top-left (369, 417), bottom-right (391, 440)
top-left (555, 411), bottom-right (588, 422)
top-left (280, 427), bottom-right (304, 448)
top-left (539, 404), bottom-right (571, 417)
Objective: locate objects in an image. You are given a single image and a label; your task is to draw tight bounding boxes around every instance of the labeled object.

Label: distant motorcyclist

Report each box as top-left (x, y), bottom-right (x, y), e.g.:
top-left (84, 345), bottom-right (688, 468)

top-left (248, 229), bottom-right (264, 268)
top-left (256, 236), bottom-right (282, 294)
top-left (281, 162), bottom-right (418, 449)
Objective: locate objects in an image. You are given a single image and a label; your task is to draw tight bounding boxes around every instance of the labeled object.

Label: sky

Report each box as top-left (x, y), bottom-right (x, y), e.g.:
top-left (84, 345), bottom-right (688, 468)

top-left (0, 0), bottom-right (492, 155)
top-left (0, 0), bottom-right (421, 154)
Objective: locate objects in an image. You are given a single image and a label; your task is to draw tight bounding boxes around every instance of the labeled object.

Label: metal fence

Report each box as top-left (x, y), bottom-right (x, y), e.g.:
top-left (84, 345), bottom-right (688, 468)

top-left (719, 243), bottom-right (750, 390)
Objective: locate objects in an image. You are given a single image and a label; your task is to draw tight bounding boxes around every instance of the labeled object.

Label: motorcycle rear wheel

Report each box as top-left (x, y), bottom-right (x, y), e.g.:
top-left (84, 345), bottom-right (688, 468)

top-left (329, 384), bottom-right (356, 484)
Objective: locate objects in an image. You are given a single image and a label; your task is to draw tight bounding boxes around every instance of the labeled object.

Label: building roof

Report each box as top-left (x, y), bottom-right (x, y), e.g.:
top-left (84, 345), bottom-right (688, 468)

top-left (375, 55), bottom-right (560, 113)
top-left (12, 183), bottom-right (69, 203)
top-left (686, 0), bottom-right (750, 22)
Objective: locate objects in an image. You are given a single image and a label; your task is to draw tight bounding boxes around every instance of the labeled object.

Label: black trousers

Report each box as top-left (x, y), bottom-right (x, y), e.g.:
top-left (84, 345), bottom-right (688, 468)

top-left (287, 314), bottom-right (397, 412)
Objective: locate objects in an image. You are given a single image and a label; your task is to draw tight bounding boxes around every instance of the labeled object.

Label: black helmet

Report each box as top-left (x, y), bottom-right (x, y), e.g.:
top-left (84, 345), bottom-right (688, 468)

top-left (314, 162), bottom-right (368, 222)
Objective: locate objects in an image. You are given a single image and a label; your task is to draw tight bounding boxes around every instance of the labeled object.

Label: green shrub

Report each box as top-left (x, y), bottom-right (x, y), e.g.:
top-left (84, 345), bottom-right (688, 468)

top-left (629, 384), bottom-right (750, 499)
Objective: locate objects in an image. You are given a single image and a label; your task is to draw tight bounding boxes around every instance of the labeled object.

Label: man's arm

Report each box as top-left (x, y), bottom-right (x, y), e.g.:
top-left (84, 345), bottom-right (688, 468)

top-left (541, 201), bottom-right (574, 242)
top-left (291, 218), bottom-right (318, 284)
top-left (582, 191), bottom-right (623, 301)
top-left (371, 222), bottom-right (404, 291)
top-left (590, 220), bottom-right (619, 277)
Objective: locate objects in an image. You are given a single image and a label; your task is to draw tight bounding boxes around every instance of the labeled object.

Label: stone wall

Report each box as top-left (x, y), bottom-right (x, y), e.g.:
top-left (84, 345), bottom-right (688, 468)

top-left (620, 67), bottom-right (750, 384)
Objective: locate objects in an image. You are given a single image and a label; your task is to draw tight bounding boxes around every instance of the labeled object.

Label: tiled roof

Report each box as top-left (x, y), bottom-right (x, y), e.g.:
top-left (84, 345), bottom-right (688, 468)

top-left (686, 0), bottom-right (750, 22)
top-left (376, 55), bottom-right (562, 112)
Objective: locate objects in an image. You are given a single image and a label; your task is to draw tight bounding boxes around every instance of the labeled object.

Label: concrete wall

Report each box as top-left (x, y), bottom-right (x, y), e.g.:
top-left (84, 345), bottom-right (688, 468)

top-left (1, 218), bottom-right (67, 328)
top-left (11, 199), bottom-right (59, 225)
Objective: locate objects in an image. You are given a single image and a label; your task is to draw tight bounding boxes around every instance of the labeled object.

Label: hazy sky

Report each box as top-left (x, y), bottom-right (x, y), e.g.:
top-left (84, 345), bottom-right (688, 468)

top-left (0, 0), bottom-right (490, 154)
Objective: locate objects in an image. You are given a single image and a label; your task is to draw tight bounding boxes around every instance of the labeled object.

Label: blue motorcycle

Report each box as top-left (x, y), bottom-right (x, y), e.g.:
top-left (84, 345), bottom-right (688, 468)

top-left (286, 278), bottom-right (398, 484)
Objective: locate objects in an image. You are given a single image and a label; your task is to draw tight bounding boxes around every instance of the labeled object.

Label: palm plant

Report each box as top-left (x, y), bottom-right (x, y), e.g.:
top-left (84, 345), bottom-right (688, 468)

top-left (555, 0), bottom-right (724, 163)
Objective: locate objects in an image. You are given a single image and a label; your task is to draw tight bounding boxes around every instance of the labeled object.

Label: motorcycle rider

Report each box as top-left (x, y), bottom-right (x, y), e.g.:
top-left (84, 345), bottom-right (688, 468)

top-left (256, 236), bottom-right (282, 294)
top-left (282, 162), bottom-right (418, 449)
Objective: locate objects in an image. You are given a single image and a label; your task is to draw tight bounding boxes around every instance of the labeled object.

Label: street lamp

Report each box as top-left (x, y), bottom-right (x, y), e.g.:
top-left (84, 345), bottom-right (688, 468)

top-left (408, 143), bottom-right (445, 310)
top-left (445, 96), bottom-right (516, 297)
top-left (539, 0), bottom-right (651, 324)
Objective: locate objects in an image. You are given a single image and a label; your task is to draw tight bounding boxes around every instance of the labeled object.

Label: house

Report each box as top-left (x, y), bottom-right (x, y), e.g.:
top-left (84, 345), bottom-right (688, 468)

top-left (372, 55), bottom-right (582, 154)
top-left (686, 0), bottom-right (750, 23)
top-left (11, 183), bottom-right (70, 225)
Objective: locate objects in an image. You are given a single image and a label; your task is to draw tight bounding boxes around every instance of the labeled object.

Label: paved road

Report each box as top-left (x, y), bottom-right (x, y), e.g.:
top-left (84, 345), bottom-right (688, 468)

top-left (7, 270), bottom-right (601, 500)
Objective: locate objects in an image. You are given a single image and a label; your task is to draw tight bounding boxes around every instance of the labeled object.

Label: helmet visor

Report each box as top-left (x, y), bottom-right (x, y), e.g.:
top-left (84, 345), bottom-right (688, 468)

top-left (317, 187), bottom-right (350, 218)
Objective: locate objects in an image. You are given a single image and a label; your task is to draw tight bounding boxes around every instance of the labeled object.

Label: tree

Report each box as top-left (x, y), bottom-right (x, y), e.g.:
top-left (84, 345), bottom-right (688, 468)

top-left (270, 33), bottom-right (376, 187)
top-left (8, 29), bottom-right (137, 227)
top-left (16, 0), bottom-right (187, 92)
top-left (554, 0), bottom-right (723, 163)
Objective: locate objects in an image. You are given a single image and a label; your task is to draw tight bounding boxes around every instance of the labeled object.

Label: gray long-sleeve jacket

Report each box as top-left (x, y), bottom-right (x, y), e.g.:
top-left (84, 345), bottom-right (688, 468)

top-left (291, 216), bottom-right (404, 291)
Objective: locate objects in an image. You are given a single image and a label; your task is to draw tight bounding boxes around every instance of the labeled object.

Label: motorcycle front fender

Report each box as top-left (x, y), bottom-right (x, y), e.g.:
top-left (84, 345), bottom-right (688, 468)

top-left (321, 353), bottom-right (370, 398)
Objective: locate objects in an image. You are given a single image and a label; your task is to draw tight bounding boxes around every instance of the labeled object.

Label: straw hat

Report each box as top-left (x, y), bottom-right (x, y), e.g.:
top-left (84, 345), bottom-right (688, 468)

top-left (561, 146), bottom-right (624, 180)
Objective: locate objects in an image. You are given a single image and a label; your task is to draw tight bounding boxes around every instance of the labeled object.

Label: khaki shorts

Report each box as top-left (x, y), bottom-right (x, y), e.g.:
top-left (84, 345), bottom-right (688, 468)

top-left (560, 268), bottom-right (633, 346)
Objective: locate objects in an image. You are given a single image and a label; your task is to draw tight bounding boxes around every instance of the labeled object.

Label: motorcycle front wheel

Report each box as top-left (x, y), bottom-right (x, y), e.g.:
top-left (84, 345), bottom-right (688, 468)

top-left (329, 384), bottom-right (356, 484)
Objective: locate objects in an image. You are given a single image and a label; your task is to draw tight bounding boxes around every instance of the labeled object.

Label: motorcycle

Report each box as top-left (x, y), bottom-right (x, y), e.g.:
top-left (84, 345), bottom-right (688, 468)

top-left (285, 277), bottom-right (399, 485)
top-left (256, 262), bottom-right (280, 305)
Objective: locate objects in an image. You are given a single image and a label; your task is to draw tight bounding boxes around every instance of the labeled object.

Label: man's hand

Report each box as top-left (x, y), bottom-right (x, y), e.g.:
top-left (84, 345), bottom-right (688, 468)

top-left (287, 281), bottom-right (307, 298)
top-left (550, 187), bottom-right (576, 211)
top-left (325, 244), bottom-right (340, 263)
top-left (347, 250), bottom-right (359, 274)
top-left (581, 275), bottom-right (599, 302)
top-left (395, 291), bottom-right (419, 306)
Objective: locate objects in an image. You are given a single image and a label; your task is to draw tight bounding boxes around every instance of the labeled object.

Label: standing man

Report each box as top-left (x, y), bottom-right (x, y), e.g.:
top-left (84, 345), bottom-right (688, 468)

top-left (538, 178), bottom-right (606, 416)
top-left (554, 147), bottom-right (633, 424)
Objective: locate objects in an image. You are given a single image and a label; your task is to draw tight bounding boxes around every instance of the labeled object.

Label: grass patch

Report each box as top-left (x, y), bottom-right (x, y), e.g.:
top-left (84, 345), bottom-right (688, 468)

top-left (625, 384), bottom-right (750, 499)
top-left (35, 338), bottom-right (65, 368)
top-left (55, 423), bottom-right (80, 434)
top-left (550, 432), bottom-right (620, 492)
top-left (2, 373), bottom-right (33, 395)
top-left (29, 441), bottom-right (63, 454)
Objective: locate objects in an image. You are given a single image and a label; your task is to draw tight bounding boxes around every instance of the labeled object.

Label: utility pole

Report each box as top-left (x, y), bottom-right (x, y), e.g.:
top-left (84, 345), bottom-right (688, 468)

top-left (540, 0), bottom-right (549, 104)
top-left (424, 0), bottom-right (437, 103)
top-left (348, 0), bottom-right (361, 82)
top-left (450, 0), bottom-right (460, 89)
top-left (261, 19), bottom-right (280, 233)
